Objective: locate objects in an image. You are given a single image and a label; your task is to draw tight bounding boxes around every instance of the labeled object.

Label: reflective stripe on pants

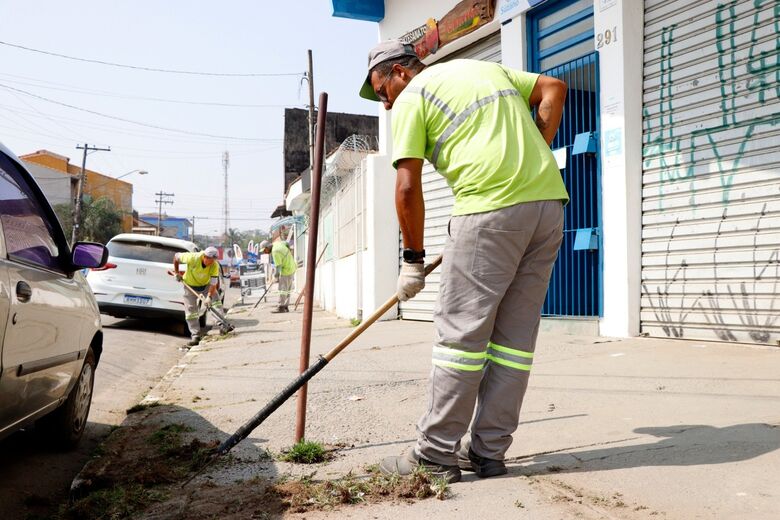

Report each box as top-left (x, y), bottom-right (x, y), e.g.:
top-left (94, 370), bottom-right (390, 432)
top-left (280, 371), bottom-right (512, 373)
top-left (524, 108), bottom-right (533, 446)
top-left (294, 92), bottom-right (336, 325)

top-left (416, 200), bottom-right (563, 465)
top-left (183, 285), bottom-right (208, 338)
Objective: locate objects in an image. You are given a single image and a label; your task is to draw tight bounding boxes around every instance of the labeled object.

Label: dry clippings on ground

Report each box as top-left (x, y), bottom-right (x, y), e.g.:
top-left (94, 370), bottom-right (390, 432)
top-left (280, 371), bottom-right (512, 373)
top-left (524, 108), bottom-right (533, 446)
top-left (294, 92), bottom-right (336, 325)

top-left (59, 406), bottom-right (449, 519)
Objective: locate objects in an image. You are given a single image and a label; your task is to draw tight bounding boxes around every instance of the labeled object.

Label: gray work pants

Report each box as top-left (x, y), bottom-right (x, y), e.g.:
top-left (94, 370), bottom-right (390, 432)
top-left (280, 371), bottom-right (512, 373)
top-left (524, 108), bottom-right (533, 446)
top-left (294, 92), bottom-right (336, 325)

top-left (183, 284), bottom-right (208, 339)
top-left (416, 200), bottom-right (564, 465)
top-left (278, 274), bottom-right (293, 307)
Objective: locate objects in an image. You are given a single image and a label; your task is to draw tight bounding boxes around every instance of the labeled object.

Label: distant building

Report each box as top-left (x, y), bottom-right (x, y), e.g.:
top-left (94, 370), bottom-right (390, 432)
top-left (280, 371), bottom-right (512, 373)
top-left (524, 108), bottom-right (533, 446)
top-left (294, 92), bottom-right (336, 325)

top-left (140, 214), bottom-right (192, 240)
top-left (132, 212), bottom-right (158, 235)
top-left (21, 150), bottom-right (134, 233)
top-left (282, 108), bottom-right (378, 194)
top-left (23, 160), bottom-right (73, 207)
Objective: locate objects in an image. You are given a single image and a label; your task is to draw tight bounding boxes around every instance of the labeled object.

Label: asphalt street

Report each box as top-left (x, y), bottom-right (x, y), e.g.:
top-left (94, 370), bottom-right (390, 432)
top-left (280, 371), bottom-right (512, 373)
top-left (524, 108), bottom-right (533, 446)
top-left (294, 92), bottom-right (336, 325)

top-left (0, 314), bottom-right (187, 519)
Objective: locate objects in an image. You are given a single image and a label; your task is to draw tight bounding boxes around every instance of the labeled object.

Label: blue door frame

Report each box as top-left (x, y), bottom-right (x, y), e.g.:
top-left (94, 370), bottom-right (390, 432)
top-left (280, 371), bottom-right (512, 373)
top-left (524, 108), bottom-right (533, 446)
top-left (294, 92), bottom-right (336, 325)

top-left (528, 0), bottom-right (603, 317)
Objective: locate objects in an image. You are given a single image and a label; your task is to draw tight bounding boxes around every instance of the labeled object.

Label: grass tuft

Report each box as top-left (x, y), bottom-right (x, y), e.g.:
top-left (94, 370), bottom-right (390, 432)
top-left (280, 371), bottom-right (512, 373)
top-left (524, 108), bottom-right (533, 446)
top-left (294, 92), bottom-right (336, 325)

top-left (279, 439), bottom-right (328, 464)
top-left (125, 402), bottom-right (161, 414)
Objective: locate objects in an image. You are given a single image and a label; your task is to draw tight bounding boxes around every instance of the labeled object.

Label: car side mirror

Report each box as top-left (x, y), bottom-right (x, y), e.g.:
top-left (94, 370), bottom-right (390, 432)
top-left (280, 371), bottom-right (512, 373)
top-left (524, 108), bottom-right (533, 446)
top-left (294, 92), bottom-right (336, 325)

top-left (72, 242), bottom-right (109, 269)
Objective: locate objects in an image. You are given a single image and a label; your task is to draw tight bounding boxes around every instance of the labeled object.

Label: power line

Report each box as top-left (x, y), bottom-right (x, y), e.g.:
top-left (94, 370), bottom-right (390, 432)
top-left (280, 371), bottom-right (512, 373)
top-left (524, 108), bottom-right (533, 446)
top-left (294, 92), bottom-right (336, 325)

top-left (0, 83), bottom-right (281, 142)
top-left (0, 104), bottom-right (277, 147)
top-left (0, 73), bottom-right (306, 108)
top-left (0, 40), bottom-right (304, 78)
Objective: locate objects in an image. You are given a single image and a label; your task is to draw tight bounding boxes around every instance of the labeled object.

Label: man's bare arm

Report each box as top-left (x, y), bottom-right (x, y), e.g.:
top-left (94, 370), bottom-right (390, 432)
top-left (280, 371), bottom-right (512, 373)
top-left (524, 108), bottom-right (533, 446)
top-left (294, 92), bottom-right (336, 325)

top-left (395, 158), bottom-right (425, 251)
top-left (528, 75), bottom-right (567, 146)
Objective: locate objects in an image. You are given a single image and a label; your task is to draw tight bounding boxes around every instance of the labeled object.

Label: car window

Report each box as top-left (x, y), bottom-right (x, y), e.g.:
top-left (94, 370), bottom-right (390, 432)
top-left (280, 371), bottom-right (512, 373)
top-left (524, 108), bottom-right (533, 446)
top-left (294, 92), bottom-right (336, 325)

top-left (107, 240), bottom-right (188, 263)
top-left (0, 153), bottom-right (63, 271)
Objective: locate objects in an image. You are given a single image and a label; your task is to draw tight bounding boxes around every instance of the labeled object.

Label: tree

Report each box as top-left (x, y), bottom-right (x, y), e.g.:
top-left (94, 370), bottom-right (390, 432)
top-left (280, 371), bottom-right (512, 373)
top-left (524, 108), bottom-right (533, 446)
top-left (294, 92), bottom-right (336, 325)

top-left (81, 196), bottom-right (122, 244)
top-left (53, 196), bottom-right (122, 245)
top-left (225, 227), bottom-right (245, 248)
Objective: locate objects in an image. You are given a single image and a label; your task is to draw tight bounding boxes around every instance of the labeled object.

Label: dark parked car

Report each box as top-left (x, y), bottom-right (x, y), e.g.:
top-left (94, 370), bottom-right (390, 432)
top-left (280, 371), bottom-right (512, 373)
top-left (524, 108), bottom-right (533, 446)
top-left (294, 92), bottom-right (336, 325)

top-left (0, 142), bottom-right (108, 447)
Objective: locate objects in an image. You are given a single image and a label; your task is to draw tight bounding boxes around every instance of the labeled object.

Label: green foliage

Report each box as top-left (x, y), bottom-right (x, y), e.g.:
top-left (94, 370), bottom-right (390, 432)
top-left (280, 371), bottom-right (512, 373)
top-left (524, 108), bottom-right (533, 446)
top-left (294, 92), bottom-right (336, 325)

top-left (125, 402), bottom-right (161, 414)
top-left (52, 202), bottom-right (73, 234)
top-left (80, 196), bottom-right (123, 244)
top-left (59, 484), bottom-right (168, 520)
top-left (55, 196), bottom-right (123, 245)
top-left (148, 423), bottom-right (194, 455)
top-left (280, 439), bottom-right (328, 464)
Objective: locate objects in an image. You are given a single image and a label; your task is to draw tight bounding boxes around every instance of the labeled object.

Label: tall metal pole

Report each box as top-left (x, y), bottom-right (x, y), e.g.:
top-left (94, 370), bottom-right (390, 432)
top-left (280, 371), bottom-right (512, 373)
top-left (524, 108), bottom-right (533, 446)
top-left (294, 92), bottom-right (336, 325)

top-left (71, 143), bottom-right (110, 244)
top-left (154, 191), bottom-right (174, 236)
top-left (223, 151), bottom-right (230, 244)
top-left (307, 50), bottom-right (315, 170)
top-left (295, 92), bottom-right (327, 443)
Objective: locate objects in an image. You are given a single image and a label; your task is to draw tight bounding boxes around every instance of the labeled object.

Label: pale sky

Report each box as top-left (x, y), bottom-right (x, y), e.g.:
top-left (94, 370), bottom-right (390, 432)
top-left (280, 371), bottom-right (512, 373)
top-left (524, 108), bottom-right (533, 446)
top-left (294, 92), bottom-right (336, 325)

top-left (0, 0), bottom-right (379, 234)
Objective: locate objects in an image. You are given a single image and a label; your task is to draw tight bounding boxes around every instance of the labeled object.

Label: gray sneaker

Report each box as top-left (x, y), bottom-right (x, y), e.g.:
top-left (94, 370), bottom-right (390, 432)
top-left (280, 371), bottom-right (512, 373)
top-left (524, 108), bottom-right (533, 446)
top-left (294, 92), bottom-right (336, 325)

top-left (457, 446), bottom-right (507, 478)
top-left (186, 336), bottom-right (201, 347)
top-left (380, 449), bottom-right (461, 483)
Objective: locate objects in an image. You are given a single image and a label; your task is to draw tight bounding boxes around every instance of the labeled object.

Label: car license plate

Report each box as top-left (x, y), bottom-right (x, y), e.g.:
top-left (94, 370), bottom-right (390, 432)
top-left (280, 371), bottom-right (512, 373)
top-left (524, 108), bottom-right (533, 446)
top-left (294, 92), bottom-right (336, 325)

top-left (124, 294), bottom-right (152, 306)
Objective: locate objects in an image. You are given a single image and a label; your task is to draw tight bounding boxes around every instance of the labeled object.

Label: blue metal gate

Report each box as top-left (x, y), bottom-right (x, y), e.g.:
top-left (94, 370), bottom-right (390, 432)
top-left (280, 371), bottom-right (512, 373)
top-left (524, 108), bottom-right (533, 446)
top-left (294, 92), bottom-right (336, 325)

top-left (528, 0), bottom-right (602, 317)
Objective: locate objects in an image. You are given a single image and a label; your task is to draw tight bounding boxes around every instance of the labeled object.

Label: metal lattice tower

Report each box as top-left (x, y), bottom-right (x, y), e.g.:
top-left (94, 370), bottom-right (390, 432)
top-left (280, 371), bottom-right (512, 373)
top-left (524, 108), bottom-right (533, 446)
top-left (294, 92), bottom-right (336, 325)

top-left (222, 151), bottom-right (230, 243)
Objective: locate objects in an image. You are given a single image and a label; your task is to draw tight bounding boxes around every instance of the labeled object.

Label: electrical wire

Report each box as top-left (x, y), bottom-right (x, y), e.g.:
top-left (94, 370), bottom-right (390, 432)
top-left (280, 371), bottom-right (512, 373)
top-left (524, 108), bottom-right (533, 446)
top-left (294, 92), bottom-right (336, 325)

top-left (0, 83), bottom-right (282, 142)
top-left (0, 73), bottom-right (305, 109)
top-left (0, 40), bottom-right (304, 78)
top-left (0, 103), bottom-right (270, 147)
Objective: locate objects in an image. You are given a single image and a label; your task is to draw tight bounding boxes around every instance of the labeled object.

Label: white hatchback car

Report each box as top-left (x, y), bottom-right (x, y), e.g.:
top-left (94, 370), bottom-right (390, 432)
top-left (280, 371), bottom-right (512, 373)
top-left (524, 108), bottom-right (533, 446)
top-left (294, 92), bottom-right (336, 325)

top-left (87, 234), bottom-right (203, 323)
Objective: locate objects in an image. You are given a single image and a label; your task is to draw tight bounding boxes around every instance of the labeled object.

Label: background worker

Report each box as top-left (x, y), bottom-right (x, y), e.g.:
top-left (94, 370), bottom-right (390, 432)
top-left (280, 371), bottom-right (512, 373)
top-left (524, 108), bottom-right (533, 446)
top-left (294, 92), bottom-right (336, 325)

top-left (359, 41), bottom-right (568, 483)
top-left (260, 235), bottom-right (296, 313)
top-left (173, 246), bottom-right (222, 346)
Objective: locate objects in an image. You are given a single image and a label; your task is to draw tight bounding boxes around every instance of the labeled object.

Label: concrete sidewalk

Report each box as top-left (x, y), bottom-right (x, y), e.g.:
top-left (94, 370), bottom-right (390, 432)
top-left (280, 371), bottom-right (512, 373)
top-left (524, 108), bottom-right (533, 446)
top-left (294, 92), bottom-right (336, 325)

top-left (142, 295), bottom-right (780, 519)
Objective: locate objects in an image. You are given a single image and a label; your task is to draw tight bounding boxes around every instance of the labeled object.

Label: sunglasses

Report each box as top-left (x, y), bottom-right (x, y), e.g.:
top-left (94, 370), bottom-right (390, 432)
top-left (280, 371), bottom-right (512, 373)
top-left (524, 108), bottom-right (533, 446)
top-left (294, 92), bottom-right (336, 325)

top-left (375, 69), bottom-right (395, 103)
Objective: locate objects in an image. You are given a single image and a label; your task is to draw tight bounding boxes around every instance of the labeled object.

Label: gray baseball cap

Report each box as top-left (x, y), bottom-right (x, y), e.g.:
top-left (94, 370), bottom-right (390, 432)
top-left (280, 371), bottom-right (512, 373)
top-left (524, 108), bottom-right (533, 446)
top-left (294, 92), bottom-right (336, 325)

top-left (359, 40), bottom-right (418, 101)
top-left (259, 240), bottom-right (272, 251)
top-left (203, 246), bottom-right (219, 258)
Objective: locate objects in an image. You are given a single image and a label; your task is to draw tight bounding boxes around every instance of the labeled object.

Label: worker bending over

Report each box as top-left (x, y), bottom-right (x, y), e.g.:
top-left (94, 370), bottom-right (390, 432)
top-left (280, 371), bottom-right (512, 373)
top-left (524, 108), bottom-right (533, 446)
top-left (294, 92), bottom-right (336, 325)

top-left (359, 40), bottom-right (569, 483)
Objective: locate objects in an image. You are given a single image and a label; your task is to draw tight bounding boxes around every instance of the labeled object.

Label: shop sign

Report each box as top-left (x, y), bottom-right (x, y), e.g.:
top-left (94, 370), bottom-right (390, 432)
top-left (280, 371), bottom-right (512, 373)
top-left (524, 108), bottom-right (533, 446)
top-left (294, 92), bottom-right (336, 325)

top-left (398, 0), bottom-right (496, 59)
top-left (498, 0), bottom-right (549, 22)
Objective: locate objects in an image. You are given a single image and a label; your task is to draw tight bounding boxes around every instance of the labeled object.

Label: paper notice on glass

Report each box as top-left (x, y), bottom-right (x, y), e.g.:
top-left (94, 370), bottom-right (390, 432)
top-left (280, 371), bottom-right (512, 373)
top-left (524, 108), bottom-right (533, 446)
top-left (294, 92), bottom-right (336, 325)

top-left (552, 147), bottom-right (567, 169)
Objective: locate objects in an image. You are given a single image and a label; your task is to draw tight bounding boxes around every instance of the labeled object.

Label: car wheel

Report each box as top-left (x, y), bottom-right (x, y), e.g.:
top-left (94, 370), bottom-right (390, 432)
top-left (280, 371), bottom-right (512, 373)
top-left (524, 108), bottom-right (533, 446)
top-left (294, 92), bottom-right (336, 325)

top-left (38, 348), bottom-right (96, 449)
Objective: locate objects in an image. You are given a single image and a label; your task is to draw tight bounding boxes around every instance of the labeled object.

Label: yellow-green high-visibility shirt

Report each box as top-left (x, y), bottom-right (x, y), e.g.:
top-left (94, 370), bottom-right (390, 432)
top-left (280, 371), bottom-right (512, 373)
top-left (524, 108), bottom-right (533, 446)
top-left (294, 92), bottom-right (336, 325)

top-left (272, 241), bottom-right (297, 277)
top-left (391, 59), bottom-right (569, 216)
top-left (178, 252), bottom-right (219, 287)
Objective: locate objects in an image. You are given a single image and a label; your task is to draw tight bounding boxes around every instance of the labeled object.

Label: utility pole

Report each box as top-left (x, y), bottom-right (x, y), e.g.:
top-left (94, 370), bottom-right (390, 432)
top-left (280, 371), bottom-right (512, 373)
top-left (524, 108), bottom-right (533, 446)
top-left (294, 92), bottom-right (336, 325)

top-left (222, 151), bottom-right (230, 245)
top-left (307, 50), bottom-right (315, 169)
top-left (71, 143), bottom-right (110, 244)
top-left (154, 191), bottom-right (174, 236)
top-left (191, 216), bottom-right (196, 241)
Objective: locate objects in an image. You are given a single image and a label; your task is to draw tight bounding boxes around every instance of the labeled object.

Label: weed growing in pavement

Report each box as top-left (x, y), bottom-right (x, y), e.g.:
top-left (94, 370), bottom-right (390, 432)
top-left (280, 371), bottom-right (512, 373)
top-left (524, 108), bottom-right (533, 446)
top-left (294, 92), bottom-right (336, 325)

top-left (201, 331), bottom-right (237, 343)
top-left (279, 439), bottom-right (328, 464)
top-left (59, 484), bottom-right (168, 520)
top-left (125, 402), bottom-right (161, 414)
top-left (273, 465), bottom-right (450, 512)
top-left (149, 423), bottom-right (194, 455)
top-left (350, 317), bottom-right (362, 327)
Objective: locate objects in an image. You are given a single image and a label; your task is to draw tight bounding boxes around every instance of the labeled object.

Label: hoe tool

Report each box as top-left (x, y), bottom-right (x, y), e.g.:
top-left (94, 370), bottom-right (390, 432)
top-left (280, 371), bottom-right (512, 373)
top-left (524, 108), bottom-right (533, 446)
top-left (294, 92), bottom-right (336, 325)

top-left (169, 271), bottom-right (235, 334)
top-left (183, 255), bottom-right (442, 485)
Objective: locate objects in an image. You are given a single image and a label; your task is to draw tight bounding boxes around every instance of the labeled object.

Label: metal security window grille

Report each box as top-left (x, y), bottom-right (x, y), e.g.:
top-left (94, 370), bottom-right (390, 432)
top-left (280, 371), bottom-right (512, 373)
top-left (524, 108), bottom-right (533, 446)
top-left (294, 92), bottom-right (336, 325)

top-left (528, 0), bottom-right (602, 317)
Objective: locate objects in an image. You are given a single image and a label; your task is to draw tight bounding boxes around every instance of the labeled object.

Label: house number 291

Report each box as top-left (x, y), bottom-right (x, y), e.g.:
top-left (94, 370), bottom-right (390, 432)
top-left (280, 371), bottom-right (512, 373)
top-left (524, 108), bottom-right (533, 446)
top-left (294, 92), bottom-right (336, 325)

top-left (596, 26), bottom-right (618, 48)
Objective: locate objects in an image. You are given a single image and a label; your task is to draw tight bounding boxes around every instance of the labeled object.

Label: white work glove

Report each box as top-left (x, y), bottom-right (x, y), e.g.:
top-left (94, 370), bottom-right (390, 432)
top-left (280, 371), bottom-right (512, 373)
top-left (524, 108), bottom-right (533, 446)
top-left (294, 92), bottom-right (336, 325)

top-left (397, 262), bottom-right (425, 301)
top-left (203, 296), bottom-right (212, 307)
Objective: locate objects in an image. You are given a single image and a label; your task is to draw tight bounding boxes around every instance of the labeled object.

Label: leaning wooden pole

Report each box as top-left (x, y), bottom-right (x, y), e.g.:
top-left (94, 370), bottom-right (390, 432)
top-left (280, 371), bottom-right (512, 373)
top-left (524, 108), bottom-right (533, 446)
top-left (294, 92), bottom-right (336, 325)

top-left (295, 92), bottom-right (327, 443)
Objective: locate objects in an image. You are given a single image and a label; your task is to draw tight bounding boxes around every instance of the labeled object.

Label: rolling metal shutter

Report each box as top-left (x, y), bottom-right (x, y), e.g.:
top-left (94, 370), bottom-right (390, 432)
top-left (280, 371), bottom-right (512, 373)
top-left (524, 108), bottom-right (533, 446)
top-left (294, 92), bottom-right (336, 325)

top-left (399, 31), bottom-right (502, 321)
top-left (641, 0), bottom-right (780, 344)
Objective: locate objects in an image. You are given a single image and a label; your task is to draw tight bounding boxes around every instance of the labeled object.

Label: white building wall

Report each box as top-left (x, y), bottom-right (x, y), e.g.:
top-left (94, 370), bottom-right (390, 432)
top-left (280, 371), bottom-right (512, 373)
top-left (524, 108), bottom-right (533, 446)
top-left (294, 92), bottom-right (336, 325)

top-left (311, 154), bottom-right (399, 322)
top-left (368, 1), bottom-right (645, 337)
top-left (594, 0), bottom-right (644, 337)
